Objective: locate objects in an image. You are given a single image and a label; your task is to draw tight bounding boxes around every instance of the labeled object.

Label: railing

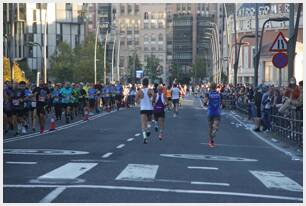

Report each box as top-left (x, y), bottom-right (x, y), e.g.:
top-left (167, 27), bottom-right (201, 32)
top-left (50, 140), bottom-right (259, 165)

top-left (222, 94), bottom-right (303, 148)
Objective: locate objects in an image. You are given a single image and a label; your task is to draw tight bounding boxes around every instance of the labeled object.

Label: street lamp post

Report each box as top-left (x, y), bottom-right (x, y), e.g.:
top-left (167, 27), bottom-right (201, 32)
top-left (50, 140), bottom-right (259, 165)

top-left (233, 34), bottom-right (256, 85)
top-left (94, 24), bottom-right (100, 84)
top-left (25, 42), bottom-right (43, 86)
top-left (254, 17), bottom-right (289, 87)
top-left (111, 34), bottom-right (116, 82)
top-left (104, 30), bottom-right (109, 84)
top-left (116, 34), bottom-right (121, 81)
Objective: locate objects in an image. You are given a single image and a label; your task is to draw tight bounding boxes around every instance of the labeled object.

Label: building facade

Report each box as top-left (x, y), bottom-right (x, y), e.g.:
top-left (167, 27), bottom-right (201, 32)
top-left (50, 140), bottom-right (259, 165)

top-left (3, 3), bottom-right (86, 73)
top-left (227, 3), bottom-right (303, 85)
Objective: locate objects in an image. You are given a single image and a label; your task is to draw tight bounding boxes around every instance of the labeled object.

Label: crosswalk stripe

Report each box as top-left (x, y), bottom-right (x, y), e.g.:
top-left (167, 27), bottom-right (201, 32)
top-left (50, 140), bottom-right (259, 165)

top-left (116, 164), bottom-right (159, 181)
top-left (249, 170), bottom-right (303, 192)
top-left (38, 163), bottom-right (97, 180)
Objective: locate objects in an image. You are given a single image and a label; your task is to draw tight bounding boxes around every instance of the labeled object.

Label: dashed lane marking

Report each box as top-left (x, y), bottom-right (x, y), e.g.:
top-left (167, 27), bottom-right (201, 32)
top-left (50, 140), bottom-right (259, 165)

top-left (134, 133), bottom-right (141, 137)
top-left (6, 161), bottom-right (37, 165)
top-left (102, 152), bottom-right (113, 158)
top-left (116, 144), bottom-right (125, 149)
top-left (191, 181), bottom-right (230, 186)
top-left (127, 138), bottom-right (134, 142)
top-left (188, 166), bottom-right (218, 170)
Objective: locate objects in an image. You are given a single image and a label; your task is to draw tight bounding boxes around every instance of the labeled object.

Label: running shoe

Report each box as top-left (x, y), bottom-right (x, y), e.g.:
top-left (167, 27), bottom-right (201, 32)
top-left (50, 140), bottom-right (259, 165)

top-left (158, 133), bottom-right (163, 140)
top-left (40, 127), bottom-right (44, 134)
top-left (208, 139), bottom-right (215, 148)
top-left (22, 127), bottom-right (27, 134)
top-left (143, 138), bottom-right (148, 144)
top-left (155, 126), bottom-right (158, 132)
top-left (146, 131), bottom-right (151, 137)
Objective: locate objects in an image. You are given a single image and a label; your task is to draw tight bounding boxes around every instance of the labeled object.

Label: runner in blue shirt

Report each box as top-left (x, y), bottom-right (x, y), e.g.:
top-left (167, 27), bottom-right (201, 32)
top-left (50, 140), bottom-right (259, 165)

top-left (115, 81), bottom-right (123, 111)
top-left (60, 82), bottom-right (73, 123)
top-left (87, 83), bottom-right (97, 115)
top-left (204, 82), bottom-right (223, 148)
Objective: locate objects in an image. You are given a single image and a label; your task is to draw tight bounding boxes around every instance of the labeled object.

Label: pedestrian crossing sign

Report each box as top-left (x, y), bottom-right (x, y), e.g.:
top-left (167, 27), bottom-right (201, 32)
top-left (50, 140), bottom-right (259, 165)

top-left (270, 32), bottom-right (288, 52)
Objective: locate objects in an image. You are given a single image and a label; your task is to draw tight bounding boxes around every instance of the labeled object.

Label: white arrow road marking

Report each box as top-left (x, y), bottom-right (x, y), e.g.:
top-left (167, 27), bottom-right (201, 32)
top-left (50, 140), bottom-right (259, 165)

top-left (6, 161), bottom-right (37, 165)
top-left (4, 184), bottom-right (303, 202)
top-left (102, 152), bottom-right (113, 158)
top-left (250, 170), bottom-right (303, 192)
top-left (127, 138), bottom-right (134, 142)
top-left (116, 144), bottom-right (125, 149)
top-left (38, 163), bottom-right (97, 180)
top-left (116, 164), bottom-right (159, 181)
top-left (188, 166), bottom-right (218, 170)
top-left (40, 186), bottom-right (66, 203)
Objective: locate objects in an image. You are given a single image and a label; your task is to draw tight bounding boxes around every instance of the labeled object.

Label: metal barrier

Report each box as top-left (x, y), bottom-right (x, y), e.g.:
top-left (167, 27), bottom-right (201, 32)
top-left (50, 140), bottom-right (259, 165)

top-left (222, 94), bottom-right (303, 148)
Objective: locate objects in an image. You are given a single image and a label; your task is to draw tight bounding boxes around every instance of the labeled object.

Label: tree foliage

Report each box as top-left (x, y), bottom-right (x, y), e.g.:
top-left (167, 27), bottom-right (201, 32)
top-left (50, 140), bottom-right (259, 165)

top-left (127, 54), bottom-right (142, 82)
top-left (192, 56), bottom-right (207, 83)
top-left (145, 55), bottom-right (161, 81)
top-left (49, 34), bottom-right (104, 83)
top-left (3, 57), bottom-right (28, 83)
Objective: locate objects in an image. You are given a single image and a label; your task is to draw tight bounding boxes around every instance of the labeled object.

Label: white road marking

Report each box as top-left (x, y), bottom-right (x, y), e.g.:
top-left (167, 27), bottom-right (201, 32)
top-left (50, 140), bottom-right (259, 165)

top-left (116, 144), bottom-right (125, 149)
top-left (200, 143), bottom-right (270, 149)
top-left (191, 181), bottom-right (230, 186)
top-left (102, 152), bottom-right (113, 158)
top-left (229, 112), bottom-right (302, 162)
top-left (116, 164), bottom-right (159, 181)
top-left (249, 170), bottom-right (303, 192)
top-left (4, 149), bottom-right (89, 156)
top-left (4, 110), bottom-right (123, 144)
top-left (160, 154), bottom-right (258, 162)
top-left (134, 133), bottom-right (141, 137)
top-left (38, 163), bottom-right (97, 180)
top-left (127, 138), bottom-right (134, 142)
top-left (4, 184), bottom-right (302, 202)
top-left (39, 186), bottom-right (66, 203)
top-left (188, 166), bottom-right (218, 170)
top-left (71, 159), bottom-right (116, 163)
top-left (6, 161), bottom-right (37, 165)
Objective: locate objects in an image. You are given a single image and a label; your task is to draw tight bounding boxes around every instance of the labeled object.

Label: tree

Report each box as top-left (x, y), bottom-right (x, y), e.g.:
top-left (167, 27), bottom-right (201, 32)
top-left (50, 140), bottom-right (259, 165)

top-left (49, 42), bottom-right (74, 82)
top-left (3, 57), bottom-right (28, 83)
top-left (145, 55), bottom-right (160, 81)
top-left (127, 53), bottom-right (141, 82)
top-left (73, 34), bottom-right (104, 83)
top-left (192, 56), bottom-right (207, 83)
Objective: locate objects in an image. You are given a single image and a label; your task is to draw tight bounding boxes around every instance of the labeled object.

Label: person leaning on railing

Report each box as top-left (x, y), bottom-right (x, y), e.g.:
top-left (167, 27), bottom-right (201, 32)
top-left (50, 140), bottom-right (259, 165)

top-left (278, 77), bottom-right (301, 114)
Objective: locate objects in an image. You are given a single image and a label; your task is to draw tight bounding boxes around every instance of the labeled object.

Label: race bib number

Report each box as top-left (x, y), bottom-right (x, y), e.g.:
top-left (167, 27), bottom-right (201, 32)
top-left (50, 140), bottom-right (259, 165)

top-left (12, 99), bottom-right (20, 106)
top-left (54, 97), bottom-right (59, 101)
top-left (31, 102), bottom-right (37, 107)
top-left (39, 96), bottom-right (46, 102)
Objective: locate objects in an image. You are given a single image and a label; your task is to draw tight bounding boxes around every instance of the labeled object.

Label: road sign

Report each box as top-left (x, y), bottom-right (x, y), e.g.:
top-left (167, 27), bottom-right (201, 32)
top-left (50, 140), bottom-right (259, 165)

top-left (270, 32), bottom-right (288, 52)
top-left (272, 52), bottom-right (288, 69)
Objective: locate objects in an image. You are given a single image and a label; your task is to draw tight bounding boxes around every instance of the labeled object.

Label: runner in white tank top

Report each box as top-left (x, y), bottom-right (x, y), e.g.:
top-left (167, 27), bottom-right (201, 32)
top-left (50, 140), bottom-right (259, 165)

top-left (136, 78), bottom-right (154, 144)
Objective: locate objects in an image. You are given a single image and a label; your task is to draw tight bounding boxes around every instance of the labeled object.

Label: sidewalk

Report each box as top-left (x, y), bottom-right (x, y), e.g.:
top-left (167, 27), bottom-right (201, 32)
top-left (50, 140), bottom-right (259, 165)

top-left (224, 109), bottom-right (303, 161)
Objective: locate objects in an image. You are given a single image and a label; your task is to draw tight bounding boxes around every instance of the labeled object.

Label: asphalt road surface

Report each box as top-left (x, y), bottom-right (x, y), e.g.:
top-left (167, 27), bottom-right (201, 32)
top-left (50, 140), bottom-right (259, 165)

top-left (3, 96), bottom-right (303, 203)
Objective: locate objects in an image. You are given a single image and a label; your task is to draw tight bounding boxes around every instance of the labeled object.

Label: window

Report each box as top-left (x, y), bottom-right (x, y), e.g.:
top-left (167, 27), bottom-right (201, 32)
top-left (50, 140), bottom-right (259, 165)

top-left (75, 35), bottom-right (79, 47)
top-left (41, 34), bottom-right (44, 46)
top-left (120, 39), bottom-right (125, 46)
top-left (144, 12), bottom-right (149, 20)
top-left (151, 35), bottom-right (156, 42)
top-left (127, 40), bottom-right (133, 46)
top-left (56, 34), bottom-right (62, 44)
top-left (120, 56), bottom-right (125, 67)
top-left (120, 5), bottom-right (125, 15)
top-left (33, 22), bottom-right (37, 33)
top-left (144, 34), bottom-right (149, 43)
top-left (158, 21), bottom-right (164, 28)
top-left (144, 22), bottom-right (149, 29)
top-left (243, 47), bottom-right (248, 69)
top-left (158, 45), bottom-right (163, 51)
top-left (151, 46), bottom-right (156, 51)
top-left (33, 10), bottom-right (37, 21)
top-left (144, 46), bottom-right (149, 51)
top-left (158, 33), bottom-right (163, 41)
top-left (28, 46), bottom-right (33, 58)
top-left (135, 4), bottom-right (139, 14)
top-left (66, 3), bottom-right (72, 20)
top-left (127, 4), bottom-right (132, 14)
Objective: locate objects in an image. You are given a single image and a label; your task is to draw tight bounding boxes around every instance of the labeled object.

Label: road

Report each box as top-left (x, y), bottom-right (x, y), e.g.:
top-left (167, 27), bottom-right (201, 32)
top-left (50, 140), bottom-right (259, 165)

top-left (3, 96), bottom-right (303, 203)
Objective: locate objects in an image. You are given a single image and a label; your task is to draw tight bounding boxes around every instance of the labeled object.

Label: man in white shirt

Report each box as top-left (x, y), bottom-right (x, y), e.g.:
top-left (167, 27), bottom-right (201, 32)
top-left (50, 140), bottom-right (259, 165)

top-left (171, 83), bottom-right (180, 118)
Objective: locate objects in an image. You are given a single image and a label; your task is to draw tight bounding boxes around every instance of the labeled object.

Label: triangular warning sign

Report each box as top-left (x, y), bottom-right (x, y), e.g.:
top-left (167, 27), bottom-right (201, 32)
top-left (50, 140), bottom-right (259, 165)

top-left (270, 32), bottom-right (288, 52)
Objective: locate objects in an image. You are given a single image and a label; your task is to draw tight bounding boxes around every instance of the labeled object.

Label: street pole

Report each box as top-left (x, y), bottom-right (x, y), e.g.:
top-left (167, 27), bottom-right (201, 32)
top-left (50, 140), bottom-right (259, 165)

top-left (279, 69), bottom-right (282, 88)
top-left (233, 3), bottom-right (238, 85)
top-left (288, 3), bottom-right (295, 80)
top-left (94, 24), bottom-right (99, 84)
top-left (116, 34), bottom-right (121, 81)
top-left (111, 35), bottom-right (116, 82)
top-left (103, 30), bottom-right (109, 84)
top-left (43, 4), bottom-right (47, 83)
top-left (10, 3), bottom-right (16, 82)
top-left (254, 4), bottom-right (259, 87)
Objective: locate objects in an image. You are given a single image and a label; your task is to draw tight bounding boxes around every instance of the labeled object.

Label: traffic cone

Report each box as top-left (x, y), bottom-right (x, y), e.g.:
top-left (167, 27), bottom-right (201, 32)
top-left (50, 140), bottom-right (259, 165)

top-left (49, 118), bottom-right (56, 131)
top-left (83, 109), bottom-right (89, 121)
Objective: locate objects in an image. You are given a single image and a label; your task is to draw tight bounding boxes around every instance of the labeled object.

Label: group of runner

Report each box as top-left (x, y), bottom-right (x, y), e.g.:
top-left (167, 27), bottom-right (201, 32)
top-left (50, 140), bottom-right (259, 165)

top-left (3, 79), bottom-right (187, 138)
